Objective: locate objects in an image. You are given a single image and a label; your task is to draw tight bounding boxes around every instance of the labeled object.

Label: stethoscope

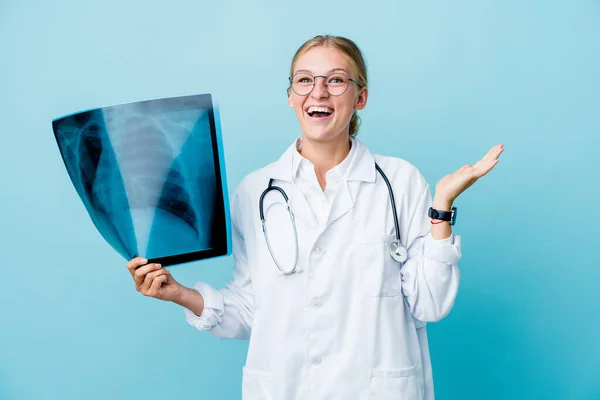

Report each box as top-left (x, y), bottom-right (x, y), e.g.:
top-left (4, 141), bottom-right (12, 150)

top-left (259, 163), bottom-right (407, 275)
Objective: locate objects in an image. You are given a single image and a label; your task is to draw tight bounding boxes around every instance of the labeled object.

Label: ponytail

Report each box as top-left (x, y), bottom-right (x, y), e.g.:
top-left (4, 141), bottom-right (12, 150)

top-left (349, 112), bottom-right (361, 137)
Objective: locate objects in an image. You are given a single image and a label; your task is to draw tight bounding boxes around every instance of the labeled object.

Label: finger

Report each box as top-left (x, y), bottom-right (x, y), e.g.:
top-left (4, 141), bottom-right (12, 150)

top-left (475, 144), bottom-right (502, 165)
top-left (482, 144), bottom-right (504, 163)
top-left (127, 257), bottom-right (148, 276)
top-left (134, 263), bottom-right (162, 287)
top-left (142, 269), bottom-right (170, 296)
top-left (148, 275), bottom-right (168, 297)
top-left (140, 267), bottom-right (170, 294)
top-left (474, 158), bottom-right (500, 177)
top-left (472, 145), bottom-right (503, 176)
top-left (456, 164), bottom-right (472, 174)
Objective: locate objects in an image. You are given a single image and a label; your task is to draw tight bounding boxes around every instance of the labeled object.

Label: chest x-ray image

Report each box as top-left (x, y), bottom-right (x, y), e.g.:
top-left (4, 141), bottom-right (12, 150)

top-left (52, 94), bottom-right (231, 267)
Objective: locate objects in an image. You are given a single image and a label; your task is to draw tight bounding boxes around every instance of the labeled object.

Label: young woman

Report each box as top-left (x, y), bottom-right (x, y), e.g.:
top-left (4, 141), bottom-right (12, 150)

top-left (127, 35), bottom-right (503, 400)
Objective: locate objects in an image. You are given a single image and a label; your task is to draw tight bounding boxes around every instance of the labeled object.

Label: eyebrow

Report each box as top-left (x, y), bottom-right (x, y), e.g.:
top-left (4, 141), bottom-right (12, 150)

top-left (294, 68), bottom-right (349, 75)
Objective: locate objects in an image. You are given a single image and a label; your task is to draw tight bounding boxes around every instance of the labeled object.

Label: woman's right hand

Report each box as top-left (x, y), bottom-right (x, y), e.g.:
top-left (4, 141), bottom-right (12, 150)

top-left (126, 257), bottom-right (183, 302)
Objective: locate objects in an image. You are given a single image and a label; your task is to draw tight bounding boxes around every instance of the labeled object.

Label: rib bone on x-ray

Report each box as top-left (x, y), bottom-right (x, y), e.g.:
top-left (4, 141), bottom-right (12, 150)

top-left (52, 94), bottom-right (229, 266)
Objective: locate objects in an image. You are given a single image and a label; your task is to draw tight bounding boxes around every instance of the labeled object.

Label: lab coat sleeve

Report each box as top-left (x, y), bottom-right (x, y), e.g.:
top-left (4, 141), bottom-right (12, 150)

top-left (184, 187), bottom-right (255, 340)
top-left (400, 181), bottom-right (461, 322)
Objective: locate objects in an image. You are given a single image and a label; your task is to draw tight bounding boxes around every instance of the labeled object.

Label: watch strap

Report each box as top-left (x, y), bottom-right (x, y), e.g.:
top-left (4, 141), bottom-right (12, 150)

top-left (428, 206), bottom-right (457, 225)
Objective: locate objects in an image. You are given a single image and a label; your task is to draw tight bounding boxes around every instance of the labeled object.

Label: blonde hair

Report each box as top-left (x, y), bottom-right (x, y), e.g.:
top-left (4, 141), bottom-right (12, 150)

top-left (289, 35), bottom-right (367, 137)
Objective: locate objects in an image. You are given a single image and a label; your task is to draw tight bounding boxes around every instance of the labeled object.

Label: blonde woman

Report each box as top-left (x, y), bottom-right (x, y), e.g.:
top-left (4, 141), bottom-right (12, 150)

top-left (127, 35), bottom-right (503, 400)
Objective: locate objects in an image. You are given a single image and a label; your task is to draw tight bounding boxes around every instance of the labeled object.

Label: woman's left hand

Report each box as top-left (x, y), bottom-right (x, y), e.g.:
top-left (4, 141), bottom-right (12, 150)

top-left (434, 144), bottom-right (504, 205)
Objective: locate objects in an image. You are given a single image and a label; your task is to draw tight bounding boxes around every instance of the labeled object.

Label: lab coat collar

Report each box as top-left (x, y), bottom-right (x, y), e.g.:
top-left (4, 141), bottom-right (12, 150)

top-left (264, 137), bottom-right (377, 229)
top-left (293, 137), bottom-right (357, 186)
top-left (345, 137), bottom-right (377, 183)
top-left (265, 137), bottom-right (377, 184)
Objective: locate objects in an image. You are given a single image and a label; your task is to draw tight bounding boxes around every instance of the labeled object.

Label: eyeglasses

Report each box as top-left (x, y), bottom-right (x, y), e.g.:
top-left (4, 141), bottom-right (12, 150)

top-left (288, 72), bottom-right (363, 96)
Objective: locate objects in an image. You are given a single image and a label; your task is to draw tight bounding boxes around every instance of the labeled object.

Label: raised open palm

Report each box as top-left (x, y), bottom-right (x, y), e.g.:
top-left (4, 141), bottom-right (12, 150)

top-left (435, 144), bottom-right (504, 202)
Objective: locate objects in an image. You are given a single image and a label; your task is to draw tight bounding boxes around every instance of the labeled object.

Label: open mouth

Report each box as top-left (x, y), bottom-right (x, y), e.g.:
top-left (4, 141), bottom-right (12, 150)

top-left (306, 106), bottom-right (334, 119)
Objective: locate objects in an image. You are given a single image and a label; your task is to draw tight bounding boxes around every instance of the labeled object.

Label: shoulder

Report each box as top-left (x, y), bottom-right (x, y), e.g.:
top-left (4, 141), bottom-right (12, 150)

top-left (371, 152), bottom-right (430, 194)
top-left (354, 138), bottom-right (426, 187)
top-left (233, 141), bottom-right (296, 199)
top-left (234, 162), bottom-right (274, 198)
top-left (229, 159), bottom-right (277, 214)
top-left (227, 164), bottom-right (272, 230)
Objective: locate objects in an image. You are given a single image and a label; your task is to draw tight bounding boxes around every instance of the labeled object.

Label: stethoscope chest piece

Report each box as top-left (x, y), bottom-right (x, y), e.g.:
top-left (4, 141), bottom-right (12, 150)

top-left (389, 242), bottom-right (408, 263)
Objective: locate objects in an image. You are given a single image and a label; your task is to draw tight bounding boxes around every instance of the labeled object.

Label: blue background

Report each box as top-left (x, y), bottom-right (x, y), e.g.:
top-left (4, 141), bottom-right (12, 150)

top-left (1, 1), bottom-right (598, 399)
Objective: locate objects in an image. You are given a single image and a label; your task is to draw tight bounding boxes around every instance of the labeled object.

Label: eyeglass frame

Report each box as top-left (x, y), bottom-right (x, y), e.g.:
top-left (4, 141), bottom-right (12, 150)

top-left (288, 72), bottom-right (364, 97)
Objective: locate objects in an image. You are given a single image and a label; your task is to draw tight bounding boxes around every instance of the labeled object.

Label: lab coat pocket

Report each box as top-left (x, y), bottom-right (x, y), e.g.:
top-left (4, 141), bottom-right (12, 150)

top-left (242, 366), bottom-right (273, 400)
top-left (357, 234), bottom-right (401, 297)
top-left (369, 362), bottom-right (424, 400)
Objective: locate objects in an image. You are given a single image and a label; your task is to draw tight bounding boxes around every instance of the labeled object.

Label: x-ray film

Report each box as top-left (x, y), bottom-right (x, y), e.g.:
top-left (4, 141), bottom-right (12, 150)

top-left (52, 94), bottom-right (231, 267)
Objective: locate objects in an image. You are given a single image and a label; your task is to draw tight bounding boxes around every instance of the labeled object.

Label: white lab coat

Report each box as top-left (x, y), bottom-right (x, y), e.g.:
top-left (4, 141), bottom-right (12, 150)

top-left (185, 138), bottom-right (461, 400)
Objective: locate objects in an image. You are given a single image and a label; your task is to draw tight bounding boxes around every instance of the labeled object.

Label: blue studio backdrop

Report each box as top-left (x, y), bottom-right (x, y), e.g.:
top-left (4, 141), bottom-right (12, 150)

top-left (1, 1), bottom-right (598, 399)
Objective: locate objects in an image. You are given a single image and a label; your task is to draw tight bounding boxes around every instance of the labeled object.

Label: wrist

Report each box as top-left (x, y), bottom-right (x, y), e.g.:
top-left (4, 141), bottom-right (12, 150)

top-left (172, 283), bottom-right (192, 304)
top-left (432, 196), bottom-right (453, 212)
top-left (173, 285), bottom-right (205, 316)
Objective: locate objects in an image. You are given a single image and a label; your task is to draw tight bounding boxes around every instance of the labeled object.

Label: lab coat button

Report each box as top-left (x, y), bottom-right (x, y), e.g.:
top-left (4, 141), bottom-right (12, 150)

top-left (313, 299), bottom-right (322, 309)
top-left (315, 247), bottom-right (325, 254)
top-left (311, 356), bottom-right (322, 365)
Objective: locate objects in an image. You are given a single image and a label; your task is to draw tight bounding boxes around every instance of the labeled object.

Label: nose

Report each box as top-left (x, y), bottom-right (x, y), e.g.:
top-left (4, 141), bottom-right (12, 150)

top-left (311, 76), bottom-right (329, 99)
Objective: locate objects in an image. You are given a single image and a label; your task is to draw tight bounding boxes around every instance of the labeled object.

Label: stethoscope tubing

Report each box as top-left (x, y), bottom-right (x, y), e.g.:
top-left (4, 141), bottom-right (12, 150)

top-left (259, 163), bottom-right (406, 275)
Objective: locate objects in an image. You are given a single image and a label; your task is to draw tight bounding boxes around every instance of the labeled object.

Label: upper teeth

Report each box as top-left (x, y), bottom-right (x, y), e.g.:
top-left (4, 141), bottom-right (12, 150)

top-left (308, 106), bottom-right (333, 114)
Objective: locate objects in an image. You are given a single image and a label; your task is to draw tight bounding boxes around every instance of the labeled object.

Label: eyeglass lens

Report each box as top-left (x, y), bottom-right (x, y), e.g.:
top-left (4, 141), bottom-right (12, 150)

top-left (291, 73), bottom-right (351, 96)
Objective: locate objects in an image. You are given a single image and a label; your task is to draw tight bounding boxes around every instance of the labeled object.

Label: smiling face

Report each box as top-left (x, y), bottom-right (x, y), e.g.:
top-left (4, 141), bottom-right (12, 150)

top-left (288, 45), bottom-right (368, 144)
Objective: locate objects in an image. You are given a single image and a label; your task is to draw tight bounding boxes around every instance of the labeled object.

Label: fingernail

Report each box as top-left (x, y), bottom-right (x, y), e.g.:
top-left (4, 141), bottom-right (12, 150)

top-left (157, 264), bottom-right (162, 268)
top-left (141, 258), bottom-right (147, 263)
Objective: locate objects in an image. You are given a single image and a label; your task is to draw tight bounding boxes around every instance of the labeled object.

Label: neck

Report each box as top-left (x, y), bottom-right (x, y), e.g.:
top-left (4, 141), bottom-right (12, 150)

top-left (299, 134), bottom-right (351, 190)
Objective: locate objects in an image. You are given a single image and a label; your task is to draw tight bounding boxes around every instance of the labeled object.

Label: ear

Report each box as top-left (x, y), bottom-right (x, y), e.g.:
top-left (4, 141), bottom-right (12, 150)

top-left (287, 87), bottom-right (294, 108)
top-left (354, 87), bottom-right (368, 111)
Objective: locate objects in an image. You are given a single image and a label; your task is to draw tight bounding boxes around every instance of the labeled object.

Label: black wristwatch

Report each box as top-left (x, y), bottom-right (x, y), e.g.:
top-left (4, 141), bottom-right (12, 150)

top-left (428, 206), bottom-right (457, 226)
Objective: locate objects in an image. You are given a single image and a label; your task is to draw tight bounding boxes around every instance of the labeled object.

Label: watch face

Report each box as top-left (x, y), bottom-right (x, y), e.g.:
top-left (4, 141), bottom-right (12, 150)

top-left (52, 94), bottom-right (231, 267)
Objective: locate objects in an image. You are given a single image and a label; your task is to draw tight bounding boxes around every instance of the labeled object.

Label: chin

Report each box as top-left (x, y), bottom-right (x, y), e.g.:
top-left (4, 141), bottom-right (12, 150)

top-left (301, 125), bottom-right (347, 143)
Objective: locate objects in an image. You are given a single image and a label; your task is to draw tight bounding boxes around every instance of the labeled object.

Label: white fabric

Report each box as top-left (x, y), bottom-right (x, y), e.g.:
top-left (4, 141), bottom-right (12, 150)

top-left (292, 137), bottom-right (357, 226)
top-left (185, 138), bottom-right (461, 400)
